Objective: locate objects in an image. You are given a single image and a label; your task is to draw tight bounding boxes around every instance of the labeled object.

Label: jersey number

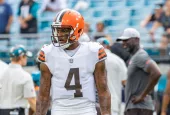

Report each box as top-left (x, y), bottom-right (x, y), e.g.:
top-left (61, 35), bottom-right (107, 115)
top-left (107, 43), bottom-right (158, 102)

top-left (64, 68), bottom-right (83, 97)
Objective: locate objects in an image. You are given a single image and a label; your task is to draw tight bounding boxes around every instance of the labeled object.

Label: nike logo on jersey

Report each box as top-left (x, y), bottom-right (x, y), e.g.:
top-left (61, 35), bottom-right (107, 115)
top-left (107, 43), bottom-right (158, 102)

top-left (69, 58), bottom-right (73, 63)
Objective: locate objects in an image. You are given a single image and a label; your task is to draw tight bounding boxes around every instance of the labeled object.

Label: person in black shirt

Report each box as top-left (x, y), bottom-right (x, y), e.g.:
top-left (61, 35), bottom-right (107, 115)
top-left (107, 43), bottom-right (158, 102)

top-left (17, 0), bottom-right (39, 34)
top-left (141, 3), bottom-right (163, 29)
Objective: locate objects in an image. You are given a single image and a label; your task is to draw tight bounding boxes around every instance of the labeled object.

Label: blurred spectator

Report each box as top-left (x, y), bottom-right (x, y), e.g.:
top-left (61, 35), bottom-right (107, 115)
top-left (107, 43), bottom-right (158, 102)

top-left (0, 0), bottom-right (13, 46)
top-left (97, 37), bottom-right (127, 115)
top-left (79, 22), bottom-right (91, 42)
top-left (17, 0), bottom-right (39, 34)
top-left (0, 60), bottom-right (8, 77)
top-left (117, 28), bottom-right (161, 115)
top-left (0, 45), bottom-right (36, 115)
top-left (160, 33), bottom-right (168, 50)
top-left (154, 74), bottom-right (169, 115)
top-left (74, 0), bottom-right (89, 11)
top-left (93, 21), bottom-right (113, 44)
top-left (39, 0), bottom-right (67, 13)
top-left (93, 21), bottom-right (106, 40)
top-left (161, 70), bottom-right (170, 115)
top-left (150, 0), bottom-right (170, 38)
top-left (141, 3), bottom-right (163, 29)
top-left (159, 33), bottom-right (170, 55)
top-left (110, 42), bottom-right (130, 66)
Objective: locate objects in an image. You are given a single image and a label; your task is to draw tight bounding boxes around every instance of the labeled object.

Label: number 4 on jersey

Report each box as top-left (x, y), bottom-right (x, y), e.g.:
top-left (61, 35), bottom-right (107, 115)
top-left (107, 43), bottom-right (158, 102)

top-left (64, 68), bottom-right (83, 97)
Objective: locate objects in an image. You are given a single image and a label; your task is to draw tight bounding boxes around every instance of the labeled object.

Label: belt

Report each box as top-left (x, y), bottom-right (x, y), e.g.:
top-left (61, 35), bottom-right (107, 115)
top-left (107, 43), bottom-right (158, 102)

top-left (0, 108), bottom-right (25, 115)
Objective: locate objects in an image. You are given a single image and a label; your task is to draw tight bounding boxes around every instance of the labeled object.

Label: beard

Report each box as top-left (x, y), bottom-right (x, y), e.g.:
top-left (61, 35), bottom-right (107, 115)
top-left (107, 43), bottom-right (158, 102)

top-left (124, 47), bottom-right (130, 52)
top-left (124, 45), bottom-right (134, 54)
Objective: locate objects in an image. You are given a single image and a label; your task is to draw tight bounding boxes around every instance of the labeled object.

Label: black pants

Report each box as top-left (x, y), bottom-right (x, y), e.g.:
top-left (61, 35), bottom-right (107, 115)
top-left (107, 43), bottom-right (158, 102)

top-left (125, 108), bottom-right (153, 115)
top-left (0, 108), bottom-right (25, 115)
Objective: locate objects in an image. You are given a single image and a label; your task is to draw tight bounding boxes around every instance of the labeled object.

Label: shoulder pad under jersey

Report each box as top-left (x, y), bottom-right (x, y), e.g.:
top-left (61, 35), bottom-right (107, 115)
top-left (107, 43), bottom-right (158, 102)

top-left (88, 42), bottom-right (107, 61)
top-left (88, 42), bottom-right (103, 52)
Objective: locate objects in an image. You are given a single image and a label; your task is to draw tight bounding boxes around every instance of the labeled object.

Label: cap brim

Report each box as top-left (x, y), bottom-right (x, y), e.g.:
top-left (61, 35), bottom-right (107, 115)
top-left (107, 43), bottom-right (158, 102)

top-left (26, 51), bottom-right (33, 58)
top-left (116, 36), bottom-right (130, 41)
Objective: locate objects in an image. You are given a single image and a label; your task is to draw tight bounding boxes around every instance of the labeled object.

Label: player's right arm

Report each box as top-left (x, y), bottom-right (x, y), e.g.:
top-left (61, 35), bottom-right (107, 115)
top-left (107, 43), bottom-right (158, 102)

top-left (94, 60), bottom-right (111, 115)
top-left (161, 70), bottom-right (170, 115)
top-left (36, 63), bottom-right (51, 115)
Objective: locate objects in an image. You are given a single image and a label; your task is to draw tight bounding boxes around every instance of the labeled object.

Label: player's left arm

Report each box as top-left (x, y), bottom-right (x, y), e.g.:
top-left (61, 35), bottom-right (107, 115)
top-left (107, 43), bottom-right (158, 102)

top-left (132, 60), bottom-right (161, 104)
top-left (94, 60), bottom-right (111, 115)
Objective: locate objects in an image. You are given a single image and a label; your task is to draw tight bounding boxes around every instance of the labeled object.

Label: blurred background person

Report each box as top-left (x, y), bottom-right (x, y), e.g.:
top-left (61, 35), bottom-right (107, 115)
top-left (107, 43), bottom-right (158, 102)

top-left (154, 73), bottom-right (168, 115)
top-left (74, 0), bottom-right (89, 11)
top-left (110, 42), bottom-right (131, 66)
top-left (0, 45), bottom-right (36, 115)
top-left (17, 0), bottom-right (39, 34)
top-left (39, 0), bottom-right (67, 13)
top-left (97, 37), bottom-right (127, 115)
top-left (161, 69), bottom-right (170, 115)
top-left (79, 22), bottom-right (91, 42)
top-left (117, 28), bottom-right (161, 115)
top-left (141, 3), bottom-right (163, 29)
top-left (159, 33), bottom-right (170, 55)
top-left (93, 21), bottom-right (113, 44)
top-left (93, 21), bottom-right (107, 40)
top-left (0, 59), bottom-right (8, 77)
top-left (150, 0), bottom-right (170, 42)
top-left (0, 0), bottom-right (13, 46)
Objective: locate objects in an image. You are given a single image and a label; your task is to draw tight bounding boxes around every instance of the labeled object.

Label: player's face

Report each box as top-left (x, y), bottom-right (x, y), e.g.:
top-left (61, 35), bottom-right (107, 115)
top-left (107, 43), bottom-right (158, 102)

top-left (56, 27), bottom-right (72, 44)
top-left (122, 38), bottom-right (136, 53)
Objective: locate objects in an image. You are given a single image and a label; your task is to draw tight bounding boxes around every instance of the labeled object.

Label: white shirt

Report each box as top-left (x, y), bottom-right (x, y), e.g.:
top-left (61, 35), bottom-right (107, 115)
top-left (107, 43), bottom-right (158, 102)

top-left (0, 60), bottom-right (8, 78)
top-left (105, 49), bottom-right (127, 112)
top-left (0, 63), bottom-right (36, 109)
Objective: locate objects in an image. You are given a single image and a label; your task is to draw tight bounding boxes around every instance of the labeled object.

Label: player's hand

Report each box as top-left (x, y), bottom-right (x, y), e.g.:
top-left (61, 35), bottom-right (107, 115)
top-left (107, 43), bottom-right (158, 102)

top-left (131, 95), bottom-right (144, 104)
top-left (161, 111), bottom-right (166, 115)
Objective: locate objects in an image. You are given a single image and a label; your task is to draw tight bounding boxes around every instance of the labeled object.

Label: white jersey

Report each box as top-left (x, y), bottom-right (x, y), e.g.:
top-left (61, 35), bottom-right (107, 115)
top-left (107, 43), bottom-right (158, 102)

top-left (105, 49), bottom-right (127, 113)
top-left (38, 42), bottom-right (107, 114)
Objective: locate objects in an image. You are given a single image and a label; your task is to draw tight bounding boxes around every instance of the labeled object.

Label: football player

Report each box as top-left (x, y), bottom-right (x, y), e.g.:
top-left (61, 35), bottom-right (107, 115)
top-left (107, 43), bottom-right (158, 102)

top-left (36, 9), bottom-right (111, 115)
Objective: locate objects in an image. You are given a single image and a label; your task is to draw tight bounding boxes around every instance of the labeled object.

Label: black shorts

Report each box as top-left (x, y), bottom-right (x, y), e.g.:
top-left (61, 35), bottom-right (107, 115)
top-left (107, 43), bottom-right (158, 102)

top-left (125, 108), bottom-right (153, 115)
top-left (0, 108), bottom-right (25, 115)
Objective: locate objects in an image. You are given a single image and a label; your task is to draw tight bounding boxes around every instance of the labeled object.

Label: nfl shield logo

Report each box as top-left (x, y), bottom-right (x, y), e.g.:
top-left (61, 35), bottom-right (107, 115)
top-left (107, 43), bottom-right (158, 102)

top-left (69, 58), bottom-right (73, 63)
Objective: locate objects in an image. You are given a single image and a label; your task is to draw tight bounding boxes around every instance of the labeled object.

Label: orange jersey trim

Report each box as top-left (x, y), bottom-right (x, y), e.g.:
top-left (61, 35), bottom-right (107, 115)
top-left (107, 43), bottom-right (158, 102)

top-left (38, 50), bottom-right (45, 62)
top-left (98, 48), bottom-right (107, 60)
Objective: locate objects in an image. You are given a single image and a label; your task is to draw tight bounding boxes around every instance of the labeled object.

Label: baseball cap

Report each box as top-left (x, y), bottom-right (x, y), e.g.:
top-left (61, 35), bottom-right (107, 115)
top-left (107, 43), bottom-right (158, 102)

top-left (9, 45), bottom-right (33, 58)
top-left (116, 28), bottom-right (140, 41)
top-left (96, 37), bottom-right (110, 45)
